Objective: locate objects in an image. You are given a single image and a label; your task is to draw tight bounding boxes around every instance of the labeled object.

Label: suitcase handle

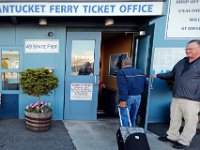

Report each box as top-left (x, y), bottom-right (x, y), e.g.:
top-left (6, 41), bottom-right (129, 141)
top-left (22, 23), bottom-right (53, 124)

top-left (118, 106), bottom-right (132, 127)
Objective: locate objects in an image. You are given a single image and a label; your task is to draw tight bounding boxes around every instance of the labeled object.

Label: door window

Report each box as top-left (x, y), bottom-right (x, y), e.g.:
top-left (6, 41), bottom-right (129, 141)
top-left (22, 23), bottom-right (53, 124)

top-left (71, 40), bottom-right (95, 76)
top-left (1, 50), bottom-right (20, 90)
top-left (2, 51), bottom-right (19, 69)
top-left (2, 72), bottom-right (19, 90)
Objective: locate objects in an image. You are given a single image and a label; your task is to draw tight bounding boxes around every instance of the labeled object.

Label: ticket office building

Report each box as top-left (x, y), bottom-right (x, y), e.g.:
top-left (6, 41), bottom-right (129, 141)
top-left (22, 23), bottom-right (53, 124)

top-left (0, 0), bottom-right (197, 129)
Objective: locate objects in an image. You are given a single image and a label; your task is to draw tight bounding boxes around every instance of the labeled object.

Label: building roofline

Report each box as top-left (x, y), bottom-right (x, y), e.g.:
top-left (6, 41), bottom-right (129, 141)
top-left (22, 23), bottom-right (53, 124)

top-left (0, 0), bottom-right (166, 2)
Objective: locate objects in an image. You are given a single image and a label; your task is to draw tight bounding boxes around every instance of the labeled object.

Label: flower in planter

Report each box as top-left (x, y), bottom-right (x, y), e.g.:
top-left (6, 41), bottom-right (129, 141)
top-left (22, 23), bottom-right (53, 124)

top-left (25, 100), bottom-right (52, 113)
top-left (20, 68), bottom-right (58, 131)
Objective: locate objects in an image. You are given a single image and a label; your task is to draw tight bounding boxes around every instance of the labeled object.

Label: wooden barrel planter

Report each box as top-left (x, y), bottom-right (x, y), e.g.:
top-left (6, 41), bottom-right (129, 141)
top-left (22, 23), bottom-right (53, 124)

top-left (25, 111), bottom-right (52, 132)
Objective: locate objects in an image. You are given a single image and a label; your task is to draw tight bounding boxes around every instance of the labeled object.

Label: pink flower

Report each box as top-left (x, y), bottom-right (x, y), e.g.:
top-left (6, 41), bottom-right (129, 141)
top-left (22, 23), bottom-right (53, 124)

top-left (40, 101), bottom-right (45, 105)
top-left (29, 104), bottom-right (35, 108)
top-left (25, 100), bottom-right (52, 113)
top-left (33, 102), bottom-right (39, 107)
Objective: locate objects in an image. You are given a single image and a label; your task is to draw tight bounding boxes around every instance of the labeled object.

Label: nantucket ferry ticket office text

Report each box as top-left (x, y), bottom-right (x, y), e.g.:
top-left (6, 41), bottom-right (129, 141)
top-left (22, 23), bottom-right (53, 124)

top-left (0, 0), bottom-right (199, 129)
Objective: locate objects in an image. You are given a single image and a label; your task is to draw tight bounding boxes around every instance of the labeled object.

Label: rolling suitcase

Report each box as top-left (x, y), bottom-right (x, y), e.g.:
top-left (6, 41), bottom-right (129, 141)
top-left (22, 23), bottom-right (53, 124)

top-left (116, 107), bottom-right (150, 150)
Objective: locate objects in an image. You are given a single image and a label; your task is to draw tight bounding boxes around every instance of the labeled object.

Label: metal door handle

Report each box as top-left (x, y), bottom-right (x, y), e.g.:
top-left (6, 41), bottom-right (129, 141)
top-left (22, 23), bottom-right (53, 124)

top-left (94, 75), bottom-right (99, 85)
top-left (150, 78), bottom-right (153, 89)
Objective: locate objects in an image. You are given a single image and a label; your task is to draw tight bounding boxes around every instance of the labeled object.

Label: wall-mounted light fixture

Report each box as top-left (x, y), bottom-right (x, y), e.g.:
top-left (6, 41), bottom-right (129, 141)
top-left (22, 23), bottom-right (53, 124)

top-left (48, 32), bottom-right (53, 37)
top-left (105, 18), bottom-right (114, 26)
top-left (139, 31), bottom-right (146, 36)
top-left (39, 18), bottom-right (47, 26)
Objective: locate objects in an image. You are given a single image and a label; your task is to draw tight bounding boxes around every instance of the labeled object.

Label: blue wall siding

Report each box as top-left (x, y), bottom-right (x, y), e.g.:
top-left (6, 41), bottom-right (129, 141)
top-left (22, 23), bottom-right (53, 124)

top-left (147, 0), bottom-right (197, 123)
top-left (1, 1), bottom-right (195, 122)
top-left (0, 27), bottom-right (16, 46)
top-left (18, 26), bottom-right (65, 120)
top-left (4, 26), bottom-right (66, 120)
top-left (0, 94), bottom-right (19, 119)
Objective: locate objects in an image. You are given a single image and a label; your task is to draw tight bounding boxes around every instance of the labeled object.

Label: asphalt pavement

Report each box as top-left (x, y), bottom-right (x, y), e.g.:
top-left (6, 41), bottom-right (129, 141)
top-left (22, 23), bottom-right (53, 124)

top-left (0, 119), bottom-right (76, 150)
top-left (63, 119), bottom-right (176, 150)
top-left (1, 119), bottom-right (198, 150)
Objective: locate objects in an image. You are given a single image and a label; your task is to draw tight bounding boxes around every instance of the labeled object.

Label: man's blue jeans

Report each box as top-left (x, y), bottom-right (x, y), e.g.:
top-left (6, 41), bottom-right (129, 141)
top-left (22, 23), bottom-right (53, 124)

top-left (119, 95), bottom-right (141, 127)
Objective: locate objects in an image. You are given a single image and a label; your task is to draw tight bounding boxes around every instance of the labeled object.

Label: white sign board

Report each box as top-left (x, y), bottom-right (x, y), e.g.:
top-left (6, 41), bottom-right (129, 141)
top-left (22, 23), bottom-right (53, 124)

top-left (25, 39), bottom-right (59, 53)
top-left (70, 83), bottom-right (93, 100)
top-left (0, 2), bottom-right (164, 16)
top-left (153, 48), bottom-right (186, 74)
top-left (166, 0), bottom-right (200, 38)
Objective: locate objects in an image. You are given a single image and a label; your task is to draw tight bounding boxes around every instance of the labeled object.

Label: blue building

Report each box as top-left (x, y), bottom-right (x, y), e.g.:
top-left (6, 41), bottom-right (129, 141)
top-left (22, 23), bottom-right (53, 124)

top-left (0, 0), bottom-right (199, 129)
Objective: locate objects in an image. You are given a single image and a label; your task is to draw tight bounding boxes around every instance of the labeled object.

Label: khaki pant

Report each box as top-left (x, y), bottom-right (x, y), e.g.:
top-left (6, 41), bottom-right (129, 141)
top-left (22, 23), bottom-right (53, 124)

top-left (167, 98), bottom-right (200, 146)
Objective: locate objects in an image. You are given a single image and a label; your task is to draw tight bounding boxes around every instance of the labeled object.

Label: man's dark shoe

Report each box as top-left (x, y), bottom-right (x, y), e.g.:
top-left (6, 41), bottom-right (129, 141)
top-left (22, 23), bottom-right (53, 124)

top-left (158, 136), bottom-right (176, 144)
top-left (173, 142), bottom-right (187, 149)
top-left (158, 136), bottom-right (169, 141)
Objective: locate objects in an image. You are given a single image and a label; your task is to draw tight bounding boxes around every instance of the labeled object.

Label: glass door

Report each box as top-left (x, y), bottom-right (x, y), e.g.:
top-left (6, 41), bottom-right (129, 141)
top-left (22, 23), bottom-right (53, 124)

top-left (134, 24), bottom-right (155, 129)
top-left (64, 32), bottom-right (101, 120)
top-left (0, 49), bottom-right (20, 118)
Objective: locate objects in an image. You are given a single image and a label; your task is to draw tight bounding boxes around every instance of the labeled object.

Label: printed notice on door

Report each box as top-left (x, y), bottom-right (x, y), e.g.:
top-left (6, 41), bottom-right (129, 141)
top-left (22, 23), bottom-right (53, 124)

top-left (70, 83), bottom-right (93, 100)
top-left (166, 0), bottom-right (200, 38)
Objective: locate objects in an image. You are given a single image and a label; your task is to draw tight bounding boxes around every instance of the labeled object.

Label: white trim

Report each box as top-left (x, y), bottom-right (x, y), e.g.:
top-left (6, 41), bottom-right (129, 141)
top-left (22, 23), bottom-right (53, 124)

top-left (0, 2), bottom-right (164, 16)
top-left (126, 75), bottom-right (145, 78)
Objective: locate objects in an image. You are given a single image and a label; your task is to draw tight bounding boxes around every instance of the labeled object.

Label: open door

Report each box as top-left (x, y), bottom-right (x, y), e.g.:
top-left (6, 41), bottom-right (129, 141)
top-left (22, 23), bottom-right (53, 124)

top-left (134, 24), bottom-right (155, 129)
top-left (64, 32), bottom-right (101, 120)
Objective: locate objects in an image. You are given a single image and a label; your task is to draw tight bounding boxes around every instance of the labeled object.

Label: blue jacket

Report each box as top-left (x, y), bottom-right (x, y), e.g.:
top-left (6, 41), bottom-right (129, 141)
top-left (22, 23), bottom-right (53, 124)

top-left (116, 66), bottom-right (148, 102)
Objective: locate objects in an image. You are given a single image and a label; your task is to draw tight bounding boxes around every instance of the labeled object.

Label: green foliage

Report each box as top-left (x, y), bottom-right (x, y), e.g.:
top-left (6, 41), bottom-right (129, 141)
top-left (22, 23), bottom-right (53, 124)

top-left (20, 68), bottom-right (59, 98)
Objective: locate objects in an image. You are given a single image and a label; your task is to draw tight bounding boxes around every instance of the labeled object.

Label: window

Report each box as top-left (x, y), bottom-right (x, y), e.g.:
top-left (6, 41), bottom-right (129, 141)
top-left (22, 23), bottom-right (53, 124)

top-left (1, 51), bottom-right (19, 69)
top-left (109, 53), bottom-right (128, 76)
top-left (1, 50), bottom-right (20, 90)
top-left (71, 40), bottom-right (95, 76)
top-left (2, 72), bottom-right (19, 90)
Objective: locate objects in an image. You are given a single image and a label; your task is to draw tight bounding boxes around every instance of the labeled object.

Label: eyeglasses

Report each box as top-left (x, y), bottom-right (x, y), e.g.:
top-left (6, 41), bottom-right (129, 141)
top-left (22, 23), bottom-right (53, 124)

top-left (185, 47), bottom-right (200, 51)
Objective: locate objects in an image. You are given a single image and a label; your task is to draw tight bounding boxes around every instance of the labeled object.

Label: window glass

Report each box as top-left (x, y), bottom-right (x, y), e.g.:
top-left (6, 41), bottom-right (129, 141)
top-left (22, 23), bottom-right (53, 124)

top-left (1, 51), bottom-right (19, 69)
top-left (71, 40), bottom-right (95, 76)
top-left (2, 72), bottom-right (19, 90)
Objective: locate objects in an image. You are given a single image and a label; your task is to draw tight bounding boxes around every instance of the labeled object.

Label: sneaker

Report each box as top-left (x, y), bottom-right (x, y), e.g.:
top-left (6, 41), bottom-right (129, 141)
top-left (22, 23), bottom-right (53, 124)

top-left (158, 136), bottom-right (177, 144)
top-left (173, 142), bottom-right (187, 149)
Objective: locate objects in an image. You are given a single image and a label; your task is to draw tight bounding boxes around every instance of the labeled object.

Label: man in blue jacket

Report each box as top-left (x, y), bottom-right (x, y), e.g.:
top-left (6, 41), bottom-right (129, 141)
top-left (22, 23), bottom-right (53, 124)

top-left (117, 57), bottom-right (148, 127)
top-left (152, 39), bottom-right (200, 149)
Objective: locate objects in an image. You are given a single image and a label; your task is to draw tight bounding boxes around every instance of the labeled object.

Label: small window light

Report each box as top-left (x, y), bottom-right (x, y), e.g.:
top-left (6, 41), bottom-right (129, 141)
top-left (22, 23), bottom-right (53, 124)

top-left (105, 18), bottom-right (114, 26)
top-left (39, 18), bottom-right (47, 26)
top-left (139, 31), bottom-right (146, 36)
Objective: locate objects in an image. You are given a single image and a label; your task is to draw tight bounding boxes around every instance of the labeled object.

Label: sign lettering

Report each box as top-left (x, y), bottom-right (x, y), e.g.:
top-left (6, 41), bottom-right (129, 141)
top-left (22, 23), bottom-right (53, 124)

top-left (0, 2), bottom-right (164, 16)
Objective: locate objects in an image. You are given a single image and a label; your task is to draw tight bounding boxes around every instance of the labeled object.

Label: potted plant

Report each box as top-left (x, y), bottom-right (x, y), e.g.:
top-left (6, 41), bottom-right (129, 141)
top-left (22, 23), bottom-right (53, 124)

top-left (19, 68), bottom-right (59, 131)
